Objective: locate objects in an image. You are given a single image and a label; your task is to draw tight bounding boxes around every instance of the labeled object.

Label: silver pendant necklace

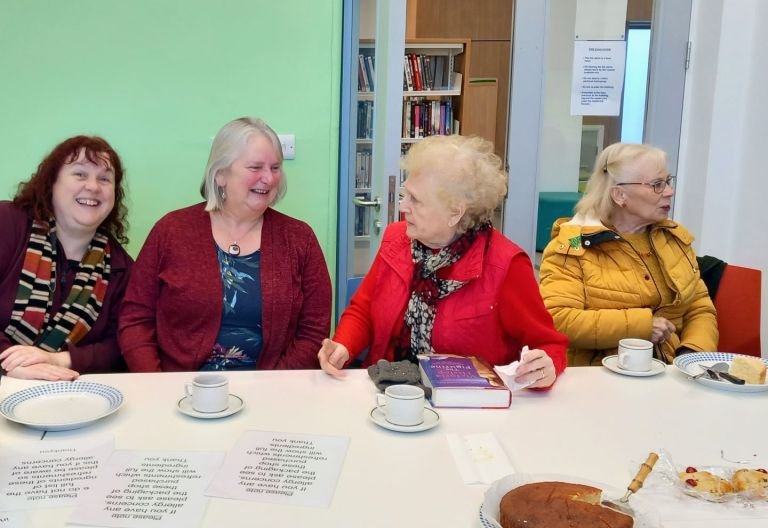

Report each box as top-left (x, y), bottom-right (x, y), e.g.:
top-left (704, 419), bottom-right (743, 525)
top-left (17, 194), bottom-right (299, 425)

top-left (221, 215), bottom-right (263, 257)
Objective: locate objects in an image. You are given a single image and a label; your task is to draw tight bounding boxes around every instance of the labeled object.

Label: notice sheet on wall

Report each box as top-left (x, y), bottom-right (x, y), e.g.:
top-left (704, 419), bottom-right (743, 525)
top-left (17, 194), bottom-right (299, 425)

top-left (570, 40), bottom-right (626, 116)
top-left (0, 436), bottom-right (113, 510)
top-left (206, 430), bottom-right (350, 508)
top-left (68, 451), bottom-right (223, 528)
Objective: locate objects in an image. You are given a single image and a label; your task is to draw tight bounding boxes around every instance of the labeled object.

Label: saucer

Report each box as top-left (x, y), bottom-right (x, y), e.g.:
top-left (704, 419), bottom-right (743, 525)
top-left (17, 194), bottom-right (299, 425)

top-left (602, 355), bottom-right (665, 377)
top-left (369, 405), bottom-right (440, 432)
top-left (177, 394), bottom-right (244, 419)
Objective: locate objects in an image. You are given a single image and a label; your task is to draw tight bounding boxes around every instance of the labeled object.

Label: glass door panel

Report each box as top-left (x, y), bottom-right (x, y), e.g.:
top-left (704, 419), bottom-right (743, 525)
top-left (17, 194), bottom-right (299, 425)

top-left (337, 0), bottom-right (405, 314)
top-left (505, 0), bottom-right (690, 258)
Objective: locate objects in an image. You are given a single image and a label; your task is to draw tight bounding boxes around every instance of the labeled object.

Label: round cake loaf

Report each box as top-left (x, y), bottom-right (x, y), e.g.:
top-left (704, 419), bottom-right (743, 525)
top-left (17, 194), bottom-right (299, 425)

top-left (499, 481), bottom-right (634, 528)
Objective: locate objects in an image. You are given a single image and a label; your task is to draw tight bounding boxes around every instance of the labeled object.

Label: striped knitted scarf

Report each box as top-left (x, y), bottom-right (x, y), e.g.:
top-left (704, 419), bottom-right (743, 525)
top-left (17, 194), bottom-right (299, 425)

top-left (3, 219), bottom-right (111, 352)
top-left (396, 222), bottom-right (491, 362)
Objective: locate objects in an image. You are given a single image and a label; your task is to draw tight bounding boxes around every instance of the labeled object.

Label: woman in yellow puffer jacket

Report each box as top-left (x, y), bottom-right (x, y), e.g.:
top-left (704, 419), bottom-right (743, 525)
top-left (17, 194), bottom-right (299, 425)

top-left (539, 143), bottom-right (718, 366)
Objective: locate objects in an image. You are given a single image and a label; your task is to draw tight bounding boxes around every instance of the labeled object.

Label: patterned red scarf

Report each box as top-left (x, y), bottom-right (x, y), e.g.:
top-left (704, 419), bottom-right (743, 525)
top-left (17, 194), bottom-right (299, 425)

top-left (3, 219), bottom-right (111, 352)
top-left (396, 222), bottom-right (491, 362)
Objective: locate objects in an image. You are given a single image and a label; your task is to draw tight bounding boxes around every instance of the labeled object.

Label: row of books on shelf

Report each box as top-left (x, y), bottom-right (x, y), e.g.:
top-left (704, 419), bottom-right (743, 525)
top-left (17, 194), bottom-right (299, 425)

top-left (355, 149), bottom-right (372, 189)
top-left (404, 53), bottom-right (454, 92)
top-left (353, 199), bottom-right (371, 237)
top-left (402, 98), bottom-right (457, 139)
top-left (358, 53), bottom-right (456, 94)
top-left (357, 54), bottom-right (375, 92)
top-left (357, 100), bottom-right (374, 140)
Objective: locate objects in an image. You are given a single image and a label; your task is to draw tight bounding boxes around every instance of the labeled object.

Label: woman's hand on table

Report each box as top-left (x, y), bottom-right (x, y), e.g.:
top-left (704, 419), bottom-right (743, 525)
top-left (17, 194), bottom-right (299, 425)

top-left (6, 363), bottom-right (79, 381)
top-left (318, 339), bottom-right (349, 378)
top-left (514, 348), bottom-right (556, 389)
top-left (0, 345), bottom-right (72, 371)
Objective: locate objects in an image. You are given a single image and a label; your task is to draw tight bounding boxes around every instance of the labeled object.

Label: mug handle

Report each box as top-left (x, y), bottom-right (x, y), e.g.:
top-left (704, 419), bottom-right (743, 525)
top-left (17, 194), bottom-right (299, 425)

top-left (185, 384), bottom-right (194, 399)
top-left (617, 353), bottom-right (627, 369)
top-left (375, 393), bottom-right (386, 411)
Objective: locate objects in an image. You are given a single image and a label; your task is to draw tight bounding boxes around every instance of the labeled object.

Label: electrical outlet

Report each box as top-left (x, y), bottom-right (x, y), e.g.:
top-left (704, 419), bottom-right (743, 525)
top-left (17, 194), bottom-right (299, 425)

top-left (278, 134), bottom-right (296, 160)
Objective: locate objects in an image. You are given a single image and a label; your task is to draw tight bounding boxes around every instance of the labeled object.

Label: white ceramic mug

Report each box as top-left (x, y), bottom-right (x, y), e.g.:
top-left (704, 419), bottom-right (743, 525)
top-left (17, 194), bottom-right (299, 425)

top-left (375, 384), bottom-right (425, 426)
top-left (185, 374), bottom-right (229, 413)
top-left (618, 338), bottom-right (654, 372)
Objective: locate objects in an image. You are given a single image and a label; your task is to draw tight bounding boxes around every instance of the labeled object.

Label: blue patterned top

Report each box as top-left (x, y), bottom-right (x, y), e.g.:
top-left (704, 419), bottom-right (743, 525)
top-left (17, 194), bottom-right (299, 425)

top-left (200, 247), bottom-right (263, 370)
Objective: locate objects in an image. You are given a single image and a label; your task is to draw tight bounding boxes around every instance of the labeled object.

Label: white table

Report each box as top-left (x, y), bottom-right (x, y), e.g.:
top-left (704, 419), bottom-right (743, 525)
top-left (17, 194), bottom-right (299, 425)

top-left (1, 366), bottom-right (766, 527)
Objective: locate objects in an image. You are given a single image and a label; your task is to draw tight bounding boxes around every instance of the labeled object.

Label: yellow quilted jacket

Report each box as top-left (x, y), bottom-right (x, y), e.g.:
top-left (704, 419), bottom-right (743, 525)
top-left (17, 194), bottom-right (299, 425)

top-left (539, 214), bottom-right (718, 366)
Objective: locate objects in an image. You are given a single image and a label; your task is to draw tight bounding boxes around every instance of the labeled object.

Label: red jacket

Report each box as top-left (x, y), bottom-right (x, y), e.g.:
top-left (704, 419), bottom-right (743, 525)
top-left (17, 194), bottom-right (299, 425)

top-left (333, 222), bottom-right (567, 375)
top-left (118, 203), bottom-right (331, 371)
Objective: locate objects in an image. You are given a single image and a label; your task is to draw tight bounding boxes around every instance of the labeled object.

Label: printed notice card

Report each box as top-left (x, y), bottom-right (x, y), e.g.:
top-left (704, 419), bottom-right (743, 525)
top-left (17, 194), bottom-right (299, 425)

top-left (206, 431), bottom-right (350, 508)
top-left (0, 511), bottom-right (29, 528)
top-left (68, 451), bottom-right (223, 528)
top-left (570, 39), bottom-right (626, 116)
top-left (0, 436), bottom-right (113, 510)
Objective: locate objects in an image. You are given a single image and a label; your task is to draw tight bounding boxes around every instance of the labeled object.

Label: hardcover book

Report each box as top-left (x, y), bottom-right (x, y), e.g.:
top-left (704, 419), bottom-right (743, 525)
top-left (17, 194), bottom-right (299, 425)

top-left (418, 355), bottom-right (511, 408)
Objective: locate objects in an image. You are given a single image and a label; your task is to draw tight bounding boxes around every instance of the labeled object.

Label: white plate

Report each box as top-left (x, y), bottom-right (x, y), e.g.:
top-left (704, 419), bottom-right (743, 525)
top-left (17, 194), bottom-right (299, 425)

top-left (177, 394), bottom-right (244, 419)
top-left (0, 381), bottom-right (123, 431)
top-left (602, 355), bottom-right (666, 377)
top-left (479, 473), bottom-right (661, 528)
top-left (369, 405), bottom-right (440, 432)
top-left (673, 352), bottom-right (768, 393)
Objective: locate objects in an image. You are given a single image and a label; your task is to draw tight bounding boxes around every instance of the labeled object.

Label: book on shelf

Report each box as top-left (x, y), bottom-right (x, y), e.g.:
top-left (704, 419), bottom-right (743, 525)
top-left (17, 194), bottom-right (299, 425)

top-left (418, 355), bottom-right (511, 408)
top-left (403, 55), bottom-right (414, 91)
top-left (358, 54), bottom-right (370, 92)
top-left (365, 55), bottom-right (375, 91)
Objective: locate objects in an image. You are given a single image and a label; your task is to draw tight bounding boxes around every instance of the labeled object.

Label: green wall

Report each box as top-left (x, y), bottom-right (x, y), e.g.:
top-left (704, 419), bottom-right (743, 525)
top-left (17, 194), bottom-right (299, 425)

top-left (0, 1), bottom-right (341, 281)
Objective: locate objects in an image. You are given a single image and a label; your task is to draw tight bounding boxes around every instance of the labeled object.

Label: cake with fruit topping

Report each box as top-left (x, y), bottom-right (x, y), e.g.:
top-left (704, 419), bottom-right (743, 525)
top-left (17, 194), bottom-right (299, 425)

top-left (732, 468), bottom-right (768, 497)
top-left (499, 481), bottom-right (633, 528)
top-left (680, 467), bottom-right (734, 496)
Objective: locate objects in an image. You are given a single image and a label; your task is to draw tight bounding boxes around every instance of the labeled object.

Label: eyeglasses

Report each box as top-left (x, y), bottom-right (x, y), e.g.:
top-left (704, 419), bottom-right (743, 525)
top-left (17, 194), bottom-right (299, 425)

top-left (615, 175), bottom-right (675, 194)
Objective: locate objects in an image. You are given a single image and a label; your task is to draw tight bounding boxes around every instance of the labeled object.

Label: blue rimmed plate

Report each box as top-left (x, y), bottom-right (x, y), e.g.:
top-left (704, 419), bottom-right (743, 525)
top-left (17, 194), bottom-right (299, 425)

top-left (673, 352), bottom-right (768, 393)
top-left (0, 381), bottom-right (123, 431)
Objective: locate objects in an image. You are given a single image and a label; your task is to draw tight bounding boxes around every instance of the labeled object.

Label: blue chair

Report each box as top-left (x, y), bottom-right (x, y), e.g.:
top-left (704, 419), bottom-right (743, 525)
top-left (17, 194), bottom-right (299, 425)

top-left (536, 192), bottom-right (582, 252)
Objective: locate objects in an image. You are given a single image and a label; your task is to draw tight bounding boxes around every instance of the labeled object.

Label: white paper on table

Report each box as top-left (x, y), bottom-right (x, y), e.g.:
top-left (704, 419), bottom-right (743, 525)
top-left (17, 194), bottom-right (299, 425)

top-left (0, 511), bottom-right (30, 528)
top-left (206, 430), bottom-right (350, 508)
top-left (494, 346), bottom-right (536, 392)
top-left (68, 450), bottom-right (223, 528)
top-left (446, 432), bottom-right (514, 485)
top-left (0, 435), bottom-right (113, 510)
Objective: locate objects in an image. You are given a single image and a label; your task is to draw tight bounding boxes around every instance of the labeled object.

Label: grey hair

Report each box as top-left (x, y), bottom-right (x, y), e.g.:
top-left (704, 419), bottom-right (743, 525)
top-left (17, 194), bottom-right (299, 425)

top-left (575, 142), bottom-right (667, 222)
top-left (400, 134), bottom-right (507, 234)
top-left (200, 117), bottom-right (287, 211)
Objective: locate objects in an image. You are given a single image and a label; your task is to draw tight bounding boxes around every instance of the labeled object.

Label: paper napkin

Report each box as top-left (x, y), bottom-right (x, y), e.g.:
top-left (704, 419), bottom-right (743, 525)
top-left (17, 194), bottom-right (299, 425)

top-left (446, 432), bottom-right (514, 485)
top-left (493, 346), bottom-right (536, 391)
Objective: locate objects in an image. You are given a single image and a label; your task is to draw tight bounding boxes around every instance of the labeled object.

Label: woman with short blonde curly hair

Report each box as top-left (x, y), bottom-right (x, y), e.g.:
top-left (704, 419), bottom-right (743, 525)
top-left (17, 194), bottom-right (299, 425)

top-left (319, 135), bottom-right (567, 391)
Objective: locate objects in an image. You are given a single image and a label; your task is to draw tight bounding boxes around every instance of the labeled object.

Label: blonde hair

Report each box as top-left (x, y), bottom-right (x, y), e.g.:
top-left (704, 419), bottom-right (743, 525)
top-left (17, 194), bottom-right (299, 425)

top-left (401, 135), bottom-right (507, 233)
top-left (575, 142), bottom-right (667, 222)
top-left (200, 117), bottom-right (287, 211)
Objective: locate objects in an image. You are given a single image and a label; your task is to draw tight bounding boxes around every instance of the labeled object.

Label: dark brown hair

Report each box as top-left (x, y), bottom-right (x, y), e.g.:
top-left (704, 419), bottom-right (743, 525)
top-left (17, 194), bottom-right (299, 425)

top-left (13, 136), bottom-right (128, 243)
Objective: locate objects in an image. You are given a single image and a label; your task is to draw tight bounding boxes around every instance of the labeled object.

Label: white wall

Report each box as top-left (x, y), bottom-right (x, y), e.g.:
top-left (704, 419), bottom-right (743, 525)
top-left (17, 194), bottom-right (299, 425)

top-left (676, 0), bottom-right (768, 356)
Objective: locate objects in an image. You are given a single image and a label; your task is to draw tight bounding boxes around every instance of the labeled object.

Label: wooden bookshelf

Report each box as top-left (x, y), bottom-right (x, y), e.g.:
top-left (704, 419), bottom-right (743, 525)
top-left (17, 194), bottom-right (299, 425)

top-left (352, 38), bottom-right (475, 238)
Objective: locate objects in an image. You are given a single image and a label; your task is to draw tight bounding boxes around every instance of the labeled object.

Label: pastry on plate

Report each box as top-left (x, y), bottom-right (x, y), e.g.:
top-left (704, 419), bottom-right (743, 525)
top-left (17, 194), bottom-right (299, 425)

top-left (679, 468), bottom-right (734, 496)
top-left (732, 468), bottom-right (768, 497)
top-left (728, 356), bottom-right (767, 385)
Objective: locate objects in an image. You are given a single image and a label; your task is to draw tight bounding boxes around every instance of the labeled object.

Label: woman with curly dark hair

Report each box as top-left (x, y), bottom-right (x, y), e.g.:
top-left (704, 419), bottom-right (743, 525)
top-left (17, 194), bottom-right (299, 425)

top-left (0, 136), bottom-right (133, 380)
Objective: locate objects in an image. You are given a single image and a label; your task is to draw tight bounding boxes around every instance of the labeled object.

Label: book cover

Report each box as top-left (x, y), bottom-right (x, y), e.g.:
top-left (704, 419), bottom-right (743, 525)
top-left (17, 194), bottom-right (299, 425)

top-left (419, 355), bottom-right (511, 408)
top-left (365, 55), bottom-right (375, 91)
